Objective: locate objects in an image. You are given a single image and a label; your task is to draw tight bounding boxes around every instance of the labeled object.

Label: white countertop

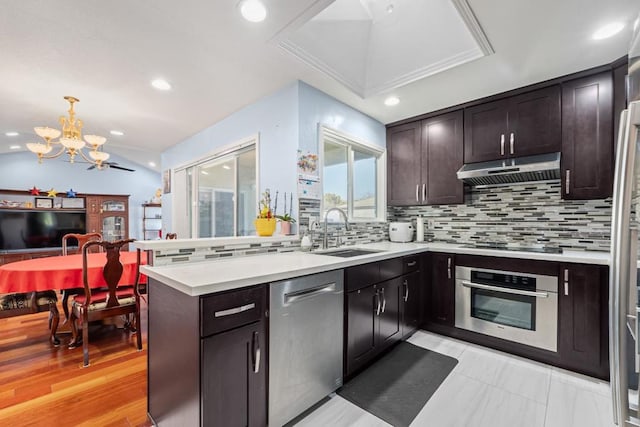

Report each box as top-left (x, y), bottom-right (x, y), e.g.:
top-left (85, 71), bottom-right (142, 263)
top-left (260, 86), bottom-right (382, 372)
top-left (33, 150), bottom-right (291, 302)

top-left (140, 241), bottom-right (612, 297)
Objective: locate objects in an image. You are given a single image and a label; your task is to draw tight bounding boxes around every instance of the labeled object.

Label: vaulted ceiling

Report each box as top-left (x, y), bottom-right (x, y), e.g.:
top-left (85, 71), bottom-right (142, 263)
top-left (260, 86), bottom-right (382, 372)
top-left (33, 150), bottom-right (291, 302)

top-left (0, 0), bottom-right (638, 170)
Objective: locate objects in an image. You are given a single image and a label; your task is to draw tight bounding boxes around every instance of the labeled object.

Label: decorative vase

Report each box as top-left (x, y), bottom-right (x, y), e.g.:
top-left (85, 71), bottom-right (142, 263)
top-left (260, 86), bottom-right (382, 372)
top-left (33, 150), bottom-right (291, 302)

top-left (280, 221), bottom-right (292, 235)
top-left (254, 218), bottom-right (276, 236)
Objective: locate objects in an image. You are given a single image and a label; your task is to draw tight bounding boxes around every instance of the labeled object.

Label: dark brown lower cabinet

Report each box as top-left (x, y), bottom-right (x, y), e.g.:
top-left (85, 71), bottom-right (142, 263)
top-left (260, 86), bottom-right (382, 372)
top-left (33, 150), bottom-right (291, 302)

top-left (346, 278), bottom-right (403, 377)
top-left (559, 263), bottom-right (609, 378)
top-left (428, 253), bottom-right (455, 326)
top-left (202, 321), bottom-right (266, 427)
top-left (401, 270), bottom-right (422, 337)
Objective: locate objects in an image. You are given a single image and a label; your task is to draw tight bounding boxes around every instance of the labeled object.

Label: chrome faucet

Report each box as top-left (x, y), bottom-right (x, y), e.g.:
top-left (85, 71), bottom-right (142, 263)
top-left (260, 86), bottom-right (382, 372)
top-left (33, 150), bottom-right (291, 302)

top-left (323, 207), bottom-right (350, 249)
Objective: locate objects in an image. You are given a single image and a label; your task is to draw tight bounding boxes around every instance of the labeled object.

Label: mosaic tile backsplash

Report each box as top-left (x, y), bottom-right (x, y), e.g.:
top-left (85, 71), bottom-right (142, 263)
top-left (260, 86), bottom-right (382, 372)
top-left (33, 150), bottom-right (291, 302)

top-left (389, 181), bottom-right (612, 252)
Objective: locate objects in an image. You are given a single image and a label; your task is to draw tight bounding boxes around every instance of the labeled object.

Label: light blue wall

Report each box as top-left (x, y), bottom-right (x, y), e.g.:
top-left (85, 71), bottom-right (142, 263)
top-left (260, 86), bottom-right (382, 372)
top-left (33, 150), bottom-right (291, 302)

top-left (298, 81), bottom-right (386, 153)
top-left (160, 81), bottom-right (386, 235)
top-left (0, 151), bottom-right (161, 240)
top-left (161, 82), bottom-right (300, 230)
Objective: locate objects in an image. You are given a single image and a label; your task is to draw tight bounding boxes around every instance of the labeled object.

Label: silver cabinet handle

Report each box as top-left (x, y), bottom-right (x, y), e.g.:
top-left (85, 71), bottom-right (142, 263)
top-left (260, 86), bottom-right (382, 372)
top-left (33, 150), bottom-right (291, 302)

top-left (375, 289), bottom-right (381, 316)
top-left (403, 279), bottom-right (409, 302)
top-left (284, 283), bottom-right (336, 305)
top-left (214, 302), bottom-right (255, 318)
top-left (422, 183), bottom-right (426, 203)
top-left (500, 134), bottom-right (505, 155)
top-left (416, 184), bottom-right (420, 203)
top-left (461, 280), bottom-right (549, 298)
top-left (564, 269), bottom-right (569, 282)
top-left (564, 282), bottom-right (569, 296)
top-left (381, 287), bottom-right (386, 313)
top-left (510, 132), bottom-right (514, 155)
top-left (447, 257), bottom-right (452, 279)
top-left (252, 331), bottom-right (260, 374)
top-left (406, 261), bottom-right (417, 267)
top-left (565, 170), bottom-right (570, 194)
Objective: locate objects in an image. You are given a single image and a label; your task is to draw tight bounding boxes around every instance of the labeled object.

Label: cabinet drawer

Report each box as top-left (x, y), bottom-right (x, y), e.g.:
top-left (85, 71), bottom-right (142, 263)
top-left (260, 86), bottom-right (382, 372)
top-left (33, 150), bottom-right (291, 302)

top-left (379, 258), bottom-right (403, 281)
top-left (201, 285), bottom-right (265, 337)
top-left (346, 263), bottom-right (380, 292)
top-left (402, 255), bottom-right (420, 274)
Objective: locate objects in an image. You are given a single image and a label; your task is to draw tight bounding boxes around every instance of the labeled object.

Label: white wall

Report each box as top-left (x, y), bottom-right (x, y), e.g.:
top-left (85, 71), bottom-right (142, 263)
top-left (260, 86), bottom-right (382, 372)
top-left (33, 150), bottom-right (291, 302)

top-left (161, 82), bottom-right (299, 234)
top-left (0, 151), bottom-right (161, 240)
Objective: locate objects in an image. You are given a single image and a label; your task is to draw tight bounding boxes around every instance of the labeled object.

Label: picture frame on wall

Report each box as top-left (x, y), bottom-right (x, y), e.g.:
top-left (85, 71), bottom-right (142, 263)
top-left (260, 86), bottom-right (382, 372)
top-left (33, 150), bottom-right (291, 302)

top-left (61, 198), bottom-right (85, 209)
top-left (163, 169), bottom-right (171, 194)
top-left (35, 198), bottom-right (53, 209)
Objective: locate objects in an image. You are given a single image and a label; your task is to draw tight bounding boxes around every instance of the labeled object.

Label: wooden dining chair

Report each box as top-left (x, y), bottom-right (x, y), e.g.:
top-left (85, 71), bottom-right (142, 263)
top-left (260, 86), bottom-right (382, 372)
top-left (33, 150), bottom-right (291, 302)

top-left (68, 239), bottom-right (142, 367)
top-left (0, 291), bottom-right (60, 345)
top-left (60, 232), bottom-right (103, 320)
top-left (62, 232), bottom-right (103, 256)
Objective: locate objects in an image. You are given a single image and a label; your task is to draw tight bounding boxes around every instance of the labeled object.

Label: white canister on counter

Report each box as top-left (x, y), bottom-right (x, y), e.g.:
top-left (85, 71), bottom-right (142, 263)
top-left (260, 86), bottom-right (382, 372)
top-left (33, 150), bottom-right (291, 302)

top-left (415, 216), bottom-right (424, 242)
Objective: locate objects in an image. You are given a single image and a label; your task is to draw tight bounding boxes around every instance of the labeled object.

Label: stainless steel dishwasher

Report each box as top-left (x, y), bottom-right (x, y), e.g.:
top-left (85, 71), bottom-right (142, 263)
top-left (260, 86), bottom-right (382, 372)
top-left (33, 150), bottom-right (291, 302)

top-left (269, 270), bottom-right (344, 427)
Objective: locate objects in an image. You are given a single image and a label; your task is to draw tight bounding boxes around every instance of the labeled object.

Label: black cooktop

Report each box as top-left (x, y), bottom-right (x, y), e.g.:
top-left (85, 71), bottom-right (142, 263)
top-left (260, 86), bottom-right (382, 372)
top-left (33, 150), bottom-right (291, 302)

top-left (462, 244), bottom-right (563, 254)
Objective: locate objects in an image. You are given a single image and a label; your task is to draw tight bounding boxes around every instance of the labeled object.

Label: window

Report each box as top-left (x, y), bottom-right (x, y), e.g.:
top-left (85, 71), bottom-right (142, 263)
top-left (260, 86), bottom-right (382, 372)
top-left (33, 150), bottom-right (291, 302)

top-left (320, 126), bottom-right (385, 221)
top-left (176, 137), bottom-right (258, 238)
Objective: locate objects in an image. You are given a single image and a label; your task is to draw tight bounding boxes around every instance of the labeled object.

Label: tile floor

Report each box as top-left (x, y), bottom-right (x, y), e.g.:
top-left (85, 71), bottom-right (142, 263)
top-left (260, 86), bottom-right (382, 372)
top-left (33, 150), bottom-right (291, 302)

top-left (296, 331), bottom-right (615, 427)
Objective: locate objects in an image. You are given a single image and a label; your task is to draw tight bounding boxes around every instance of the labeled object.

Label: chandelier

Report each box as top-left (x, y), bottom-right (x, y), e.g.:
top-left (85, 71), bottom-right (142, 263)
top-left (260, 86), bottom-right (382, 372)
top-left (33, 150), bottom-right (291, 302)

top-left (26, 96), bottom-right (110, 167)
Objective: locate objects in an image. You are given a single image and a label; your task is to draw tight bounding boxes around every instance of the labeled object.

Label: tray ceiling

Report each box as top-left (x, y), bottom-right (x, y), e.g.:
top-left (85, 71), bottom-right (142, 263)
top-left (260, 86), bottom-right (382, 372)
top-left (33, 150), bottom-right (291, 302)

top-left (276, 0), bottom-right (493, 97)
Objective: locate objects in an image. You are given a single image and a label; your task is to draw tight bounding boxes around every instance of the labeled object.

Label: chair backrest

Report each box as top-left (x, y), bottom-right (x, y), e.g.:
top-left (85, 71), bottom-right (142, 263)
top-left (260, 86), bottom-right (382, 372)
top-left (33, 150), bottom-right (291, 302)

top-left (62, 232), bottom-right (103, 255)
top-left (82, 239), bottom-right (138, 308)
top-left (166, 233), bottom-right (177, 240)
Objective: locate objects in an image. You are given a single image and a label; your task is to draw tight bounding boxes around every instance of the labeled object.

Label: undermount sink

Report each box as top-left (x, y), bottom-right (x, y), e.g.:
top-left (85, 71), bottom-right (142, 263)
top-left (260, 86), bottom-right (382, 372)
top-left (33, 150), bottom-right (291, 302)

top-left (312, 248), bottom-right (383, 258)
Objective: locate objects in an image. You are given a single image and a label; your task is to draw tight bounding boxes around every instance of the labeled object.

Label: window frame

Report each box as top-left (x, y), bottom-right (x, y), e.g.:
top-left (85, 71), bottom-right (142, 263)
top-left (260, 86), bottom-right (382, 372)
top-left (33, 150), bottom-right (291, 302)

top-left (319, 125), bottom-right (386, 222)
top-left (172, 134), bottom-right (259, 238)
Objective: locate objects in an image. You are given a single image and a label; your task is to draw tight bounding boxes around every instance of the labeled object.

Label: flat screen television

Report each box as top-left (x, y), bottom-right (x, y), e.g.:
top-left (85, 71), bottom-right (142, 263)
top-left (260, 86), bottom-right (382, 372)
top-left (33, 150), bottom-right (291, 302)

top-left (0, 210), bottom-right (86, 251)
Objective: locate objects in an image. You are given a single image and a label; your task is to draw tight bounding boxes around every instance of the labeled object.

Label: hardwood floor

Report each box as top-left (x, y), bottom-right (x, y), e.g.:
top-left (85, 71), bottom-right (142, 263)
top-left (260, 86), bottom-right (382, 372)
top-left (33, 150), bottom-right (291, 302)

top-left (0, 300), bottom-right (149, 426)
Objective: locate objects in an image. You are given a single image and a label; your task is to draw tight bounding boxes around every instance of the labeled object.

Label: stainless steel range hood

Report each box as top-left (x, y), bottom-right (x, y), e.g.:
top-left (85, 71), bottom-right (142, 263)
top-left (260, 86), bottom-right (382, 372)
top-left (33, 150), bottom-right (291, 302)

top-left (456, 152), bottom-right (561, 186)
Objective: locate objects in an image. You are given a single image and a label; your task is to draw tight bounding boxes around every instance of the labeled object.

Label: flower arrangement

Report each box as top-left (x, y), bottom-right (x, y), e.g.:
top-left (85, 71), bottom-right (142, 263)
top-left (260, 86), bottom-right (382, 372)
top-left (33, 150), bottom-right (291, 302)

top-left (257, 189), bottom-right (274, 219)
top-left (275, 192), bottom-right (296, 223)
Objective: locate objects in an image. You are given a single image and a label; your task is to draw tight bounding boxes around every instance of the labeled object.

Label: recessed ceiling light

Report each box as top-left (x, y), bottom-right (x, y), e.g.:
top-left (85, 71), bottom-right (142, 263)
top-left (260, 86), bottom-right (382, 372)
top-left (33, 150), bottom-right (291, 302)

top-left (151, 79), bottom-right (172, 91)
top-left (384, 96), bottom-right (400, 106)
top-left (223, 164), bottom-right (231, 170)
top-left (9, 145), bottom-right (21, 150)
top-left (592, 22), bottom-right (625, 40)
top-left (201, 170), bottom-right (209, 175)
top-left (386, 4), bottom-right (394, 14)
top-left (239, 0), bottom-right (267, 23)
top-left (148, 161), bottom-right (156, 167)
top-left (5, 131), bottom-right (19, 137)
top-left (110, 130), bottom-right (124, 136)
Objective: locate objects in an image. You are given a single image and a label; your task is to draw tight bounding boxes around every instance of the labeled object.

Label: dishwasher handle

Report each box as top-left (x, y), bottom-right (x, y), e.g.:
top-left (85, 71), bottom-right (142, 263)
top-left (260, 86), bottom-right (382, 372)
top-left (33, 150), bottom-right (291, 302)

top-left (284, 282), bottom-right (337, 305)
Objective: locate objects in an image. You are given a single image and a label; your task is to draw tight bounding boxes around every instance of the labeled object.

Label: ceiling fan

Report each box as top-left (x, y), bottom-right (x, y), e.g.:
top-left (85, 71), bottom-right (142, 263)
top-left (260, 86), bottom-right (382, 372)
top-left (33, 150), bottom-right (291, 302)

top-left (86, 161), bottom-right (135, 172)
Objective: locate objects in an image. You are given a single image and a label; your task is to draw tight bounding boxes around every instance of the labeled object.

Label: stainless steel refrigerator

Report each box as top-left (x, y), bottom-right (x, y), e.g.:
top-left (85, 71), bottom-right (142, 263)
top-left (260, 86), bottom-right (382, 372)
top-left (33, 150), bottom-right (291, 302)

top-left (610, 12), bottom-right (640, 426)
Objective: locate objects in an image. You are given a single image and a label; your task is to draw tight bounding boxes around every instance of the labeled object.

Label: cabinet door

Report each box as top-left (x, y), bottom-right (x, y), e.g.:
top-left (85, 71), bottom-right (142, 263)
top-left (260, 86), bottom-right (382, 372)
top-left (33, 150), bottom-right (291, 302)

top-left (346, 285), bottom-right (378, 376)
top-left (507, 86), bottom-right (561, 157)
top-left (423, 110), bottom-right (464, 205)
top-left (559, 264), bottom-right (607, 377)
top-left (387, 122), bottom-right (423, 206)
top-left (202, 321), bottom-right (266, 427)
top-left (429, 253), bottom-right (455, 326)
top-left (464, 98), bottom-right (510, 163)
top-left (376, 277), bottom-right (402, 350)
top-left (401, 270), bottom-right (422, 338)
top-left (561, 72), bottom-right (613, 200)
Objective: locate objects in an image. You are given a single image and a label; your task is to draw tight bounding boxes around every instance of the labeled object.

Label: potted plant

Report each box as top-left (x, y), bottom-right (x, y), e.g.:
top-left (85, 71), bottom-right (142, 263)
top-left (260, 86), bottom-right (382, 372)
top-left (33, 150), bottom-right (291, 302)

top-left (275, 192), bottom-right (296, 235)
top-left (255, 189), bottom-right (277, 236)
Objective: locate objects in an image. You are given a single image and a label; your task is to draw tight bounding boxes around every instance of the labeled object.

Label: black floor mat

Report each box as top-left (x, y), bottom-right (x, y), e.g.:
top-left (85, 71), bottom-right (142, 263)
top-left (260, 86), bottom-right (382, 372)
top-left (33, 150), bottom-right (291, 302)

top-left (338, 342), bottom-right (458, 427)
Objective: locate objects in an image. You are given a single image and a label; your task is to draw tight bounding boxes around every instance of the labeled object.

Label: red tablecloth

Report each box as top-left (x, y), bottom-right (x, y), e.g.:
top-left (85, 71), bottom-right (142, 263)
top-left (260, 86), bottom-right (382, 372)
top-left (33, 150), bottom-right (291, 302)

top-left (0, 251), bottom-right (147, 293)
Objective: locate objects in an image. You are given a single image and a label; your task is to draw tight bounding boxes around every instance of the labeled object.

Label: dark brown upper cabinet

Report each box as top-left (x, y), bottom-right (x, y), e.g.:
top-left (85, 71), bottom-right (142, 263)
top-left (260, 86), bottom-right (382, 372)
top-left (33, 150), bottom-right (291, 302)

top-left (561, 71), bottom-right (613, 200)
top-left (387, 110), bottom-right (463, 206)
top-left (464, 86), bottom-right (561, 163)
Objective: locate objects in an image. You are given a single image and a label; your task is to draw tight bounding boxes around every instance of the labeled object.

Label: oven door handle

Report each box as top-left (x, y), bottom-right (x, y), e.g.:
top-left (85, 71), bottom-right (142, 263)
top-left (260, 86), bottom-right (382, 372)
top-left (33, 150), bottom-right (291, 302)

top-left (460, 280), bottom-right (549, 298)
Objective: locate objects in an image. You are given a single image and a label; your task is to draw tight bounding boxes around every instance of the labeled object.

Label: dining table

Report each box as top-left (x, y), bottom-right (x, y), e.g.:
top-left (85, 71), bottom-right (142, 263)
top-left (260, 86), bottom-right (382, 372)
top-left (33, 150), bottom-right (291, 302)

top-left (0, 251), bottom-right (147, 326)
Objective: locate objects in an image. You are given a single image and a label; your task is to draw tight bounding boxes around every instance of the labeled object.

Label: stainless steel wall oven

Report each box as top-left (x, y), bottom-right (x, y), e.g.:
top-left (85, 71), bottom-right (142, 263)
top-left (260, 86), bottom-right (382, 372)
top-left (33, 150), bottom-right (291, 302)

top-left (455, 266), bottom-right (558, 352)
